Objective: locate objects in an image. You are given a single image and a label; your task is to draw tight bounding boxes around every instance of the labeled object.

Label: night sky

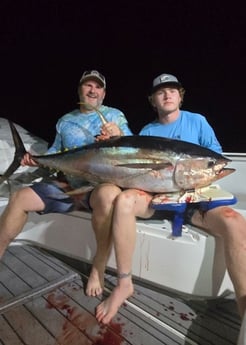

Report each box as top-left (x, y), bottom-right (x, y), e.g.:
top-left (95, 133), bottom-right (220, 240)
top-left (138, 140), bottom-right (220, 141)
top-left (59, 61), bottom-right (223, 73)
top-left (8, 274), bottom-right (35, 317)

top-left (0, 1), bottom-right (245, 152)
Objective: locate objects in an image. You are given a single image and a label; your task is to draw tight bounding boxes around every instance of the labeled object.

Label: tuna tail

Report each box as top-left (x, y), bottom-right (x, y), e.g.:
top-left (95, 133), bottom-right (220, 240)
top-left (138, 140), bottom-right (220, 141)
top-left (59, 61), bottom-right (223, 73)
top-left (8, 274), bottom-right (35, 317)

top-left (0, 120), bottom-right (27, 185)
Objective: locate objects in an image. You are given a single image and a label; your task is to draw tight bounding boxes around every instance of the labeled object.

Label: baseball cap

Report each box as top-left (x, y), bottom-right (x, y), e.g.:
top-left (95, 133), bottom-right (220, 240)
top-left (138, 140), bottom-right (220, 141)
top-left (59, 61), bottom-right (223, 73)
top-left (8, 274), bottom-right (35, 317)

top-left (79, 70), bottom-right (106, 88)
top-left (151, 73), bottom-right (182, 93)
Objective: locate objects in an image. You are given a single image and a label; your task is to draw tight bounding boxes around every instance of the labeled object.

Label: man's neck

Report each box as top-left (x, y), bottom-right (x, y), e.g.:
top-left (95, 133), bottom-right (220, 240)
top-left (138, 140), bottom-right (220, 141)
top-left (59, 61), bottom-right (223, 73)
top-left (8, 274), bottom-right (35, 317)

top-left (80, 106), bottom-right (92, 114)
top-left (158, 109), bottom-right (180, 124)
top-left (79, 104), bottom-right (102, 114)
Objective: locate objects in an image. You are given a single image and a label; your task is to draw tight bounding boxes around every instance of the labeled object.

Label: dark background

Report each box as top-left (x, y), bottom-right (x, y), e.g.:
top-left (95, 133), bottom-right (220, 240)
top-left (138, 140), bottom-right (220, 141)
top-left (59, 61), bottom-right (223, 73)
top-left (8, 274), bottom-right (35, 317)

top-left (0, 0), bottom-right (245, 152)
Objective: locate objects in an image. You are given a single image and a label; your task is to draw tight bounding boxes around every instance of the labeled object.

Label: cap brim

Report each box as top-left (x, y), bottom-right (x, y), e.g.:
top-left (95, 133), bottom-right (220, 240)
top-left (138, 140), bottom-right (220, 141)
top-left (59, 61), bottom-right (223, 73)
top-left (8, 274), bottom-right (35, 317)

top-left (80, 76), bottom-right (105, 87)
top-left (151, 82), bottom-right (182, 94)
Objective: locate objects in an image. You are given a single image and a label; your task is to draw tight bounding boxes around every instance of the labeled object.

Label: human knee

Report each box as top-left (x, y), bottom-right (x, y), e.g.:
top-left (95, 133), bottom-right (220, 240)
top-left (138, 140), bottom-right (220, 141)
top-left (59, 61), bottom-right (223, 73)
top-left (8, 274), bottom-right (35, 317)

top-left (90, 184), bottom-right (122, 209)
top-left (197, 206), bottom-right (246, 236)
top-left (212, 206), bottom-right (243, 222)
top-left (218, 207), bottom-right (246, 240)
top-left (8, 187), bottom-right (39, 212)
top-left (8, 189), bottom-right (26, 206)
top-left (115, 191), bottom-right (137, 214)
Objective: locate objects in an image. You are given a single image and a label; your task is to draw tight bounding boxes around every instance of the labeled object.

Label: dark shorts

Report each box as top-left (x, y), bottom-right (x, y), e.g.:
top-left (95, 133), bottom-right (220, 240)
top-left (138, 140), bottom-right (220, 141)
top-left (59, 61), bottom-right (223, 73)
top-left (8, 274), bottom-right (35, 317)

top-left (30, 182), bottom-right (92, 215)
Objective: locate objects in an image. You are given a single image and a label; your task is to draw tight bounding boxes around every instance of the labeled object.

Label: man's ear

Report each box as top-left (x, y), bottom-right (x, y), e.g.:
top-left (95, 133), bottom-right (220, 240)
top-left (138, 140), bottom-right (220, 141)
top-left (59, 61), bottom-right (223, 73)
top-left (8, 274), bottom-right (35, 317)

top-left (148, 95), bottom-right (155, 107)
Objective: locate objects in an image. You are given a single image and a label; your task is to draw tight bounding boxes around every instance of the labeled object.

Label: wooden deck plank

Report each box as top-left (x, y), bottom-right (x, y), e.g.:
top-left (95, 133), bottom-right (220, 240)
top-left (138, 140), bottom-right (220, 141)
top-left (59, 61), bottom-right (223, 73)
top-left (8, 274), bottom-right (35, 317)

top-left (0, 315), bottom-right (24, 345)
top-left (59, 279), bottom-right (174, 345)
top-left (43, 286), bottom-right (131, 345)
top-left (0, 247), bottom-right (78, 311)
top-left (0, 257), bottom-right (32, 294)
top-left (1, 246), bottom-right (149, 345)
top-left (25, 295), bottom-right (94, 345)
top-left (14, 245), bottom-right (73, 275)
top-left (104, 273), bottom-right (240, 344)
top-left (3, 306), bottom-right (56, 345)
top-left (7, 245), bottom-right (70, 281)
top-left (0, 245), bottom-right (242, 344)
top-left (49, 250), bottom-right (242, 344)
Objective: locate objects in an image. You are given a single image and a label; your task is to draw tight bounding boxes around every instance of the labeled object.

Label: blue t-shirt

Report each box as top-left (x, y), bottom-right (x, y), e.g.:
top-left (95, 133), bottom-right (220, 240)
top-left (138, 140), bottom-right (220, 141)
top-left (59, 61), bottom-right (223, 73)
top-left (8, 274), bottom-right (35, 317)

top-left (139, 110), bottom-right (222, 153)
top-left (46, 105), bottom-right (132, 188)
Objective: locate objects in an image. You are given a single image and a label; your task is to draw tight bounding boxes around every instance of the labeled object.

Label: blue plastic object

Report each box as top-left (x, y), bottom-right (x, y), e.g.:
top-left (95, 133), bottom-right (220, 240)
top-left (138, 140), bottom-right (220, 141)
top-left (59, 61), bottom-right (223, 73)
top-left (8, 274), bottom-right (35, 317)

top-left (152, 196), bottom-right (238, 237)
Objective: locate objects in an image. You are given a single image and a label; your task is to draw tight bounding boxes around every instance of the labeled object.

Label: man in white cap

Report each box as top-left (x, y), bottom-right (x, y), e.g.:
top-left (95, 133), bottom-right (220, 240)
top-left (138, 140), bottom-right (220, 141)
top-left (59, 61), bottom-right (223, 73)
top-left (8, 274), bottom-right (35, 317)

top-left (95, 73), bottom-right (246, 333)
top-left (140, 73), bottom-right (221, 152)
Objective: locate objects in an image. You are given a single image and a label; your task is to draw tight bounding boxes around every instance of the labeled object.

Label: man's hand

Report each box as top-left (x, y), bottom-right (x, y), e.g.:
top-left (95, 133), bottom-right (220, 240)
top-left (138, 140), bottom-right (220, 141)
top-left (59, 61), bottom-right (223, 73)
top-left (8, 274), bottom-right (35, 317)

top-left (95, 134), bottom-right (111, 141)
top-left (101, 122), bottom-right (122, 137)
top-left (20, 152), bottom-right (38, 167)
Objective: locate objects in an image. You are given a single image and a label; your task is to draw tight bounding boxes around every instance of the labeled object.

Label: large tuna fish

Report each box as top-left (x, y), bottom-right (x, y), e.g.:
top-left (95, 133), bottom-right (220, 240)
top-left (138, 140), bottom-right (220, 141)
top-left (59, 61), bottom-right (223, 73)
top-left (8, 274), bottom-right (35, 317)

top-left (0, 120), bottom-right (234, 193)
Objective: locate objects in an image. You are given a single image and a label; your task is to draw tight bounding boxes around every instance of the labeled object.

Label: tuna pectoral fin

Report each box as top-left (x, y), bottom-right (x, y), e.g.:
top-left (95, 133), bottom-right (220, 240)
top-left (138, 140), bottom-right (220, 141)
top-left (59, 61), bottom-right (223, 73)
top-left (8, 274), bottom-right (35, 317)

top-left (116, 162), bottom-right (172, 169)
top-left (0, 120), bottom-right (27, 185)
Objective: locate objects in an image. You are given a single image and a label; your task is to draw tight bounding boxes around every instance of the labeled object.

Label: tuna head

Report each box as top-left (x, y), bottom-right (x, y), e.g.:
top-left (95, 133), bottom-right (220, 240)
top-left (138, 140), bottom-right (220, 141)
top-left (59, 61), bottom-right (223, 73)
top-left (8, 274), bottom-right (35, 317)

top-left (174, 157), bottom-right (234, 190)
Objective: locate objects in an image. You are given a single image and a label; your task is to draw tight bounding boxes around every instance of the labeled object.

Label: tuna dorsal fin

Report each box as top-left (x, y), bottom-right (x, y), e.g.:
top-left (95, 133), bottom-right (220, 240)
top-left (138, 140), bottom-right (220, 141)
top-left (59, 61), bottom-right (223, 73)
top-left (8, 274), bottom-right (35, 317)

top-left (0, 120), bottom-right (27, 185)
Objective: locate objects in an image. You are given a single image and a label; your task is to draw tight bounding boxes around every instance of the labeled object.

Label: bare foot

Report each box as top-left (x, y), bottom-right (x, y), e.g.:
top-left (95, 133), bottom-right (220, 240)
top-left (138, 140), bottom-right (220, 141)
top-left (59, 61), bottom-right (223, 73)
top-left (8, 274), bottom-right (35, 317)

top-left (95, 278), bottom-right (134, 324)
top-left (86, 265), bottom-right (104, 296)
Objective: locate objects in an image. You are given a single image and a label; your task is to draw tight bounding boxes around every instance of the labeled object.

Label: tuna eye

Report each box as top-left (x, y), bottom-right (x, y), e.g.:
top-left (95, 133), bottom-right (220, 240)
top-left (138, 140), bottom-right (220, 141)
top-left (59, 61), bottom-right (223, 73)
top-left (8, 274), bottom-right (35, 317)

top-left (208, 160), bottom-right (215, 168)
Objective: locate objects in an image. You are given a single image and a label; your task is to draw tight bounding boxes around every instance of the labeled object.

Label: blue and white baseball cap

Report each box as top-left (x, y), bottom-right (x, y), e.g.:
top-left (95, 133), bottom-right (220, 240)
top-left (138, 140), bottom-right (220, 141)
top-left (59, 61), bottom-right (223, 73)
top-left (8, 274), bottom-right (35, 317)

top-left (151, 73), bottom-right (182, 93)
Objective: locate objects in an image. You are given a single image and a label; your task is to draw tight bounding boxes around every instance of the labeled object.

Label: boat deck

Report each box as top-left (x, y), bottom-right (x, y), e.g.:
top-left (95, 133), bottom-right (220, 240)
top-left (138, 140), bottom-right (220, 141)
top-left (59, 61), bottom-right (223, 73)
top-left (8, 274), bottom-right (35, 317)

top-left (0, 243), bottom-right (241, 344)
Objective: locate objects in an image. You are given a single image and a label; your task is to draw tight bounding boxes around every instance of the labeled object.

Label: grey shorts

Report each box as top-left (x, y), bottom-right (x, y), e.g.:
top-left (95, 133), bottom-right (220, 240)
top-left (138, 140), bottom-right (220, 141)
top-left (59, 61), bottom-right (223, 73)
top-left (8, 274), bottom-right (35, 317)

top-left (30, 182), bottom-right (92, 215)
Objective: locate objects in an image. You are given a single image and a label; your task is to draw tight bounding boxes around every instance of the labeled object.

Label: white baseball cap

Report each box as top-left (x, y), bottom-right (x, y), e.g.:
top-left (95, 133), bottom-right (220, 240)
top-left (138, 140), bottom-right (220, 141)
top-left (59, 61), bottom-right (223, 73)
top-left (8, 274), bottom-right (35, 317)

top-left (151, 73), bottom-right (182, 93)
top-left (79, 70), bottom-right (106, 88)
